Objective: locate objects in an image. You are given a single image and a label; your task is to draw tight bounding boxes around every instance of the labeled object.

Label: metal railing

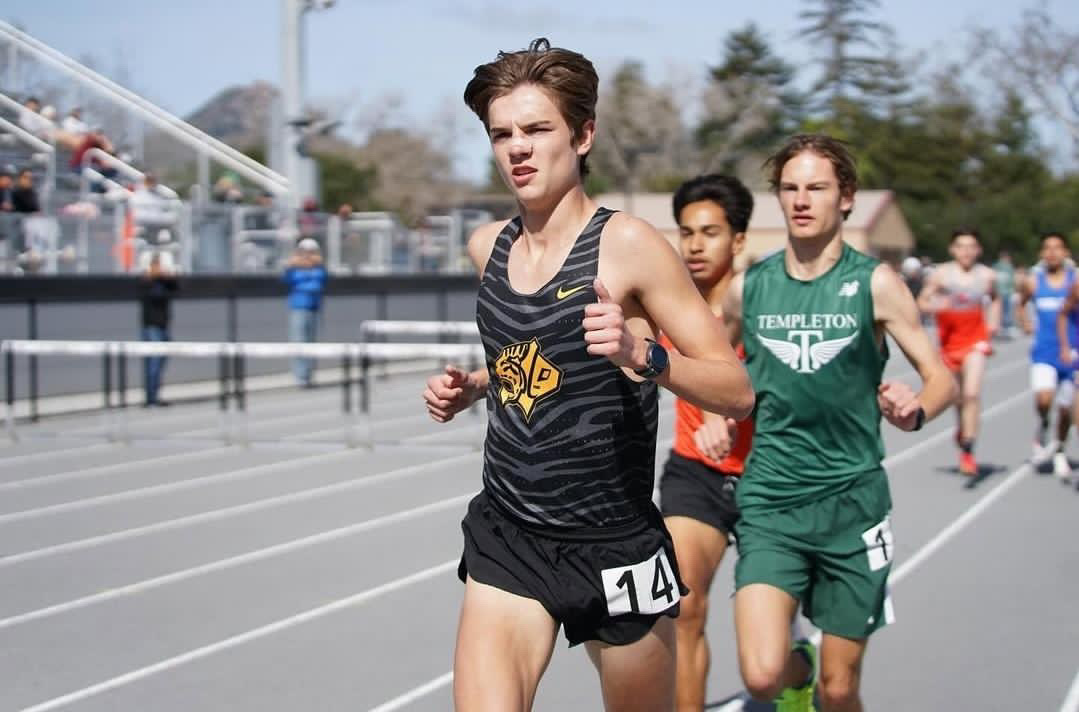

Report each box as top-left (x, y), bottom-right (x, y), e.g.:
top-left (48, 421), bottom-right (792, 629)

top-left (0, 112), bottom-right (55, 209)
top-left (0, 20), bottom-right (289, 197)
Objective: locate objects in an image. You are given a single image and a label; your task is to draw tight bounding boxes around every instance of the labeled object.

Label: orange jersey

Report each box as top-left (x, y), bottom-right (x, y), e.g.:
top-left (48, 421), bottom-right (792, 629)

top-left (660, 334), bottom-right (753, 474)
top-left (932, 266), bottom-right (994, 371)
top-left (935, 308), bottom-right (989, 351)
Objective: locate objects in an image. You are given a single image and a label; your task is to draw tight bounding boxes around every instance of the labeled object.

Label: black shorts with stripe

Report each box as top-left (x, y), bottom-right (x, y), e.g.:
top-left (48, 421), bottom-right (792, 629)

top-left (659, 451), bottom-right (740, 537)
top-left (458, 491), bottom-right (687, 647)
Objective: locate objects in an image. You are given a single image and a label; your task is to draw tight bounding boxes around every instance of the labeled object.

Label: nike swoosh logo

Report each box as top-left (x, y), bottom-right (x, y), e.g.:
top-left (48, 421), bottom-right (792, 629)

top-left (556, 283), bottom-right (589, 300)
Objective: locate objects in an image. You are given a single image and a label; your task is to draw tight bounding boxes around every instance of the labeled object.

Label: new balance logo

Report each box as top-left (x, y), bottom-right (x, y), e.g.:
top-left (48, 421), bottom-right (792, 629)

top-left (839, 281), bottom-right (859, 297)
top-left (758, 331), bottom-right (857, 374)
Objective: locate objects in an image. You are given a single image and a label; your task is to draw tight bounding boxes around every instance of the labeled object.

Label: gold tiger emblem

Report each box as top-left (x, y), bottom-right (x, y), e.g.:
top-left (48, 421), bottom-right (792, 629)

top-left (494, 338), bottom-right (563, 421)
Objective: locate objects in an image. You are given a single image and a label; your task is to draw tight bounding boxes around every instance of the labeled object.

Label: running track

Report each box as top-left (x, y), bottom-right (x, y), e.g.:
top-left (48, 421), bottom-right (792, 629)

top-left (0, 335), bottom-right (1076, 711)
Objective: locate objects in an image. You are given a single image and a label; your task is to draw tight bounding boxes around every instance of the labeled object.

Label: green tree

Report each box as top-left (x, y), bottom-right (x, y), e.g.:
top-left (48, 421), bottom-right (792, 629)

top-left (314, 151), bottom-right (379, 212)
top-left (696, 23), bottom-right (804, 176)
top-left (590, 61), bottom-right (689, 198)
top-left (798, 0), bottom-right (890, 110)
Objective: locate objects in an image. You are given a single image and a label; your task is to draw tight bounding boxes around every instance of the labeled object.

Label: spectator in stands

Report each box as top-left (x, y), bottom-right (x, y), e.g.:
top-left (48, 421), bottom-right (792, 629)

top-left (298, 196), bottom-right (321, 238)
top-left (137, 253), bottom-right (179, 407)
top-left (17, 97), bottom-right (50, 139)
top-left (70, 128), bottom-right (118, 189)
top-left (0, 170), bottom-right (13, 212)
top-left (283, 238), bottom-right (328, 387)
top-left (212, 173), bottom-right (244, 203)
top-left (38, 105), bottom-right (84, 151)
top-left (130, 173), bottom-right (176, 240)
top-left (62, 107), bottom-right (89, 135)
top-left (11, 170), bottom-right (40, 214)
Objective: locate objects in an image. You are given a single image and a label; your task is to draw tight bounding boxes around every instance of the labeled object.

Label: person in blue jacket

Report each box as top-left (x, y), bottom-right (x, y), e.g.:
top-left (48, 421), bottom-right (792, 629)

top-left (283, 238), bottom-right (328, 387)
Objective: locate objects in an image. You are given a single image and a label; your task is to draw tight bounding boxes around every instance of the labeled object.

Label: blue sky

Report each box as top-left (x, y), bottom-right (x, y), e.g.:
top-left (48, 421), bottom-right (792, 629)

top-left (4, 0), bottom-right (1078, 182)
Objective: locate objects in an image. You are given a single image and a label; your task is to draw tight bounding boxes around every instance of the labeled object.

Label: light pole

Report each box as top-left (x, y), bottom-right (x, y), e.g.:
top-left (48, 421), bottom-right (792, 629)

top-left (280, 0), bottom-right (335, 211)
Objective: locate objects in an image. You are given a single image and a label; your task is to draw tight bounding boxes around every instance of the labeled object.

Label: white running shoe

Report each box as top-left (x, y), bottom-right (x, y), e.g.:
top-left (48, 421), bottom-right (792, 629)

top-left (1032, 439), bottom-right (1055, 465)
top-left (1053, 452), bottom-right (1072, 482)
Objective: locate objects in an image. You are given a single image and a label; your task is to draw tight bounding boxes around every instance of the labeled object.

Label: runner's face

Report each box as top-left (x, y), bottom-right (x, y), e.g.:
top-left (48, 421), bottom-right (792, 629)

top-left (678, 200), bottom-right (743, 289)
top-left (777, 151), bottom-right (853, 242)
top-left (1041, 237), bottom-right (1068, 269)
top-left (487, 84), bottom-right (592, 206)
top-left (949, 235), bottom-right (981, 269)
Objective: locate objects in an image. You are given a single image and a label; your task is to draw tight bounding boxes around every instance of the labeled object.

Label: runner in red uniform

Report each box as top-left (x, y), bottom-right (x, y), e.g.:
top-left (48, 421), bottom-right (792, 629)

top-left (918, 229), bottom-right (1000, 476)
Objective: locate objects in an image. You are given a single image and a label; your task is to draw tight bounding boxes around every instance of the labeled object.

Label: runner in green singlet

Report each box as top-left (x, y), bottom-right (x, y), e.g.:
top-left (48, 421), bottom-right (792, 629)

top-left (722, 135), bottom-right (956, 712)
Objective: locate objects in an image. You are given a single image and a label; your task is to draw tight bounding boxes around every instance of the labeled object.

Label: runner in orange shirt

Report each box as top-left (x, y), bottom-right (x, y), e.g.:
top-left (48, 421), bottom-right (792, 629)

top-left (917, 229), bottom-right (1000, 476)
top-left (658, 174), bottom-right (755, 711)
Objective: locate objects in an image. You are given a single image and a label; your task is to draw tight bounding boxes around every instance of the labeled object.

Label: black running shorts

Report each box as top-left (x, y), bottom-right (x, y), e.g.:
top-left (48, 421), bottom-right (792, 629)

top-left (458, 491), bottom-right (687, 647)
top-left (659, 451), bottom-right (740, 537)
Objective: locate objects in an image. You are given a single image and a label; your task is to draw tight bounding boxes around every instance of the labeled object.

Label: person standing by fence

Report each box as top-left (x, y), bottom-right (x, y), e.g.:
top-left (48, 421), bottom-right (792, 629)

top-left (283, 238), bottom-right (328, 387)
top-left (137, 253), bottom-right (178, 406)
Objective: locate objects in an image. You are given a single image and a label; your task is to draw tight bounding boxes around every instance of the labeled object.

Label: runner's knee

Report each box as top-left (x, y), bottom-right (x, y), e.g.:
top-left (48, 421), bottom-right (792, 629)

top-left (675, 588), bottom-right (708, 632)
top-left (818, 666), bottom-right (860, 709)
top-left (740, 652), bottom-right (787, 701)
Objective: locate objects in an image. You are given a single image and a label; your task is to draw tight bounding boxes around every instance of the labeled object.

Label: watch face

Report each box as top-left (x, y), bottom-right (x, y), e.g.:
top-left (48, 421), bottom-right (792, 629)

top-left (650, 341), bottom-right (669, 373)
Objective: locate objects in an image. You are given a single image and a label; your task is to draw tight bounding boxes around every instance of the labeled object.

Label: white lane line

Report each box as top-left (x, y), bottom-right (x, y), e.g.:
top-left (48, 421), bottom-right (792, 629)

top-left (0, 445), bottom-right (232, 493)
top-left (0, 494), bottom-right (473, 630)
top-left (889, 463), bottom-right (1030, 584)
top-left (0, 448), bottom-right (359, 525)
top-left (285, 409), bottom-right (486, 442)
top-left (0, 442), bottom-right (116, 467)
top-left (366, 381), bottom-right (1033, 712)
top-left (18, 560), bottom-right (459, 712)
top-left (368, 673), bottom-right (456, 712)
top-left (1059, 666), bottom-right (1079, 712)
top-left (174, 406), bottom-right (347, 438)
top-left (62, 391), bottom-right (342, 435)
top-left (0, 449), bottom-right (481, 567)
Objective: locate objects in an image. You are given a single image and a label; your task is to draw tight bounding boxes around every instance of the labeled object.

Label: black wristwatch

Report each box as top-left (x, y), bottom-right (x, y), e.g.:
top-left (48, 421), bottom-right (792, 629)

top-left (633, 338), bottom-right (669, 379)
top-left (911, 407), bottom-right (926, 432)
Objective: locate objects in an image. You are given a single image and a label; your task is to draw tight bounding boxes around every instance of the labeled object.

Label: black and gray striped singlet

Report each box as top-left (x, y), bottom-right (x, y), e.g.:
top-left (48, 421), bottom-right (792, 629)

top-left (476, 207), bottom-right (660, 531)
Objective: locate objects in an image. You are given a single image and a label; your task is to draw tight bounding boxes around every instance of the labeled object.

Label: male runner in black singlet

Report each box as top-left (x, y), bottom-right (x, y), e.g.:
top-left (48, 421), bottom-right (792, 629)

top-left (422, 39), bottom-right (754, 712)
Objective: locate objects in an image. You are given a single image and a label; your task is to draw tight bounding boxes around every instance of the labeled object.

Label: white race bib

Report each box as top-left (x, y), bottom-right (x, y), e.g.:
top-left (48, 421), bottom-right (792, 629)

top-left (601, 548), bottom-right (680, 616)
top-left (861, 517), bottom-right (894, 571)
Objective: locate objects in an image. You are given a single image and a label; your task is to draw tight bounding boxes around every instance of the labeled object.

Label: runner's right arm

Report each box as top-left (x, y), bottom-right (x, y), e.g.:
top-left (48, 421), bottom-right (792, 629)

top-left (422, 222), bottom-right (503, 422)
top-left (1016, 274), bottom-right (1035, 335)
top-left (915, 266), bottom-right (942, 314)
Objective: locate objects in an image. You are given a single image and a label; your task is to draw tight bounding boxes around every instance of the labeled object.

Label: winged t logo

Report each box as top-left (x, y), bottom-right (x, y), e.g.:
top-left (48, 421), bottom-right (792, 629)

top-left (758, 331), bottom-right (858, 374)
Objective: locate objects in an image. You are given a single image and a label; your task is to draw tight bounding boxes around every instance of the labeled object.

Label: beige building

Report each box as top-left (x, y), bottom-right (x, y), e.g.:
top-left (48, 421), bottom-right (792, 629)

top-left (595, 190), bottom-right (915, 268)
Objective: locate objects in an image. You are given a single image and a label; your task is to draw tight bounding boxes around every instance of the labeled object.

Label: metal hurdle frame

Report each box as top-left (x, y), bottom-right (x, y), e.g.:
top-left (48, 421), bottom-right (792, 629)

top-left (358, 320), bottom-right (482, 414)
top-left (2, 339), bottom-right (485, 448)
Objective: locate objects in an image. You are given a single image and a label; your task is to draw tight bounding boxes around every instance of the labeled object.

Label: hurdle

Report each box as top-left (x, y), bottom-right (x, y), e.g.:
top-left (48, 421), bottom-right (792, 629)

top-left (358, 321), bottom-right (483, 417)
top-left (2, 340), bottom-right (485, 448)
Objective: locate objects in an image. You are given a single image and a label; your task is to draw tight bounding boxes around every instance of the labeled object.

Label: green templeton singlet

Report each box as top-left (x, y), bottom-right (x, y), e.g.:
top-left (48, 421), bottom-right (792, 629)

top-left (739, 244), bottom-right (889, 513)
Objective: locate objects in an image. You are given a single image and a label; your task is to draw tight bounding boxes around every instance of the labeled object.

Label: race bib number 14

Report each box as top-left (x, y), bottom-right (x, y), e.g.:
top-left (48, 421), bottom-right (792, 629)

top-left (601, 548), bottom-right (680, 616)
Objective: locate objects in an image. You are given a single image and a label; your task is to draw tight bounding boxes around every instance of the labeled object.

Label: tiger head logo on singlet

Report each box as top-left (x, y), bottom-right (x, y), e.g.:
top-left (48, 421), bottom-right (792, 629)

top-left (494, 337), bottom-right (564, 420)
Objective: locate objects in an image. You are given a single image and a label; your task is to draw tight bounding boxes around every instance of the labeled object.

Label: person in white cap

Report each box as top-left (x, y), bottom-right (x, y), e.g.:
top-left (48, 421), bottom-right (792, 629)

top-left (283, 238), bottom-right (328, 387)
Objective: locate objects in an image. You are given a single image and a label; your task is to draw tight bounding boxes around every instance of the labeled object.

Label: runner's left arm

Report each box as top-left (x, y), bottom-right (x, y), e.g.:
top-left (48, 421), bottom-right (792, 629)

top-left (1057, 281), bottom-right (1079, 366)
top-left (872, 263), bottom-right (958, 430)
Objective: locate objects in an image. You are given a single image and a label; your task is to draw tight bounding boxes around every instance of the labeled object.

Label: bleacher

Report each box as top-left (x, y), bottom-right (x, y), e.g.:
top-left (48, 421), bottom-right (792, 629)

top-left (0, 21), bottom-right (490, 278)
